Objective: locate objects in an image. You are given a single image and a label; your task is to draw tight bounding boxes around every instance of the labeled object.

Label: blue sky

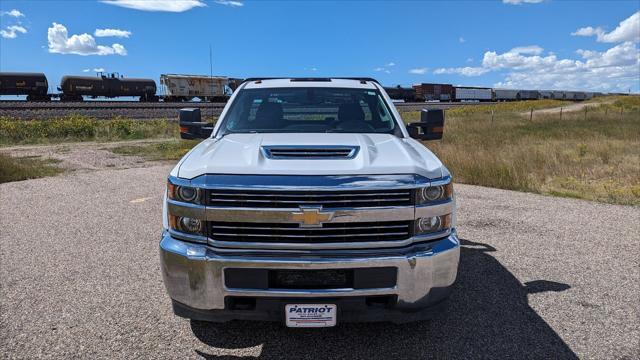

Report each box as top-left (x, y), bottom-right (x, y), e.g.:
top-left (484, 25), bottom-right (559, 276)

top-left (1, 0), bottom-right (639, 93)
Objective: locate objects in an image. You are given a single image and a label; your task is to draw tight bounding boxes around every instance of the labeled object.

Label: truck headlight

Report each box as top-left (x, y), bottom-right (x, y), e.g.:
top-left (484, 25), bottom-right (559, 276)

top-left (167, 181), bottom-right (201, 204)
top-left (415, 214), bottom-right (451, 234)
top-left (416, 182), bottom-right (452, 204)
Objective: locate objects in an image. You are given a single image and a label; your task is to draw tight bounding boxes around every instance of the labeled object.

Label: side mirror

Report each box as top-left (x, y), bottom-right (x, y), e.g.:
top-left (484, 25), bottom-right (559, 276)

top-left (179, 108), bottom-right (213, 139)
top-left (407, 109), bottom-right (445, 140)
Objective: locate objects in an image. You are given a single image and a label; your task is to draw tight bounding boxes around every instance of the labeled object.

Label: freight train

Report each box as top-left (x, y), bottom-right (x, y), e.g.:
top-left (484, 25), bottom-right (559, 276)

top-left (382, 83), bottom-right (603, 103)
top-left (1, 72), bottom-right (610, 103)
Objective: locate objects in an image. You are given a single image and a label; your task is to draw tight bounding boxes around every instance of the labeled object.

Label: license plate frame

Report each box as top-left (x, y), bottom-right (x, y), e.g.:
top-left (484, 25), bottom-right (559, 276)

top-left (285, 304), bottom-right (337, 328)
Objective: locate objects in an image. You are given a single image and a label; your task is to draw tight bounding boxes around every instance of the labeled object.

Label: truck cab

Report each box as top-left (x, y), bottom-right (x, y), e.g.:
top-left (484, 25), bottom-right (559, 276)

top-left (160, 78), bottom-right (459, 327)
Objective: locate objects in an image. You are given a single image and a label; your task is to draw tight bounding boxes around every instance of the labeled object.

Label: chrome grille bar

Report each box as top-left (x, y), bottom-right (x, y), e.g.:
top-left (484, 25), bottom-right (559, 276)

top-left (207, 189), bottom-right (413, 208)
top-left (209, 221), bottom-right (412, 243)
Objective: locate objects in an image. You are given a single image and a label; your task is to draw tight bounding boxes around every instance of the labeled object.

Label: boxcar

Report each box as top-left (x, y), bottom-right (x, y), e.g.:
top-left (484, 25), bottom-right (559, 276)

top-left (518, 90), bottom-right (540, 100)
top-left (494, 89), bottom-right (519, 101)
top-left (412, 83), bottom-right (454, 102)
top-left (573, 92), bottom-right (587, 101)
top-left (160, 74), bottom-right (230, 102)
top-left (0, 72), bottom-right (50, 101)
top-left (59, 73), bottom-right (158, 101)
top-left (551, 91), bottom-right (566, 100)
top-left (538, 90), bottom-right (553, 99)
top-left (453, 86), bottom-right (492, 101)
top-left (383, 86), bottom-right (418, 102)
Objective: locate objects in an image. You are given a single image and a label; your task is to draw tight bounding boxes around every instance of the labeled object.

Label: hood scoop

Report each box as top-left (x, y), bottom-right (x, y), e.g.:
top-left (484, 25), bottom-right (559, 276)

top-left (261, 145), bottom-right (359, 159)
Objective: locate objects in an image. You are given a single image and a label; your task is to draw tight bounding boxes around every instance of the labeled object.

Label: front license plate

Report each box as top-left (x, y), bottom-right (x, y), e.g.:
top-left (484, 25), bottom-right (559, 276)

top-left (285, 304), bottom-right (337, 328)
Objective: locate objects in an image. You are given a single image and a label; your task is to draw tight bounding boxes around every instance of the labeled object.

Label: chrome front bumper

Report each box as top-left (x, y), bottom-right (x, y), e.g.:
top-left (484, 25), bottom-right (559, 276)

top-left (160, 230), bottom-right (460, 312)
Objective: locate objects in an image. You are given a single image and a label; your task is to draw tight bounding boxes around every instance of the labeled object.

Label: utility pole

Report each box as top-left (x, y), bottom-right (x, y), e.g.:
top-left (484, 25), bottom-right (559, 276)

top-left (209, 44), bottom-right (213, 102)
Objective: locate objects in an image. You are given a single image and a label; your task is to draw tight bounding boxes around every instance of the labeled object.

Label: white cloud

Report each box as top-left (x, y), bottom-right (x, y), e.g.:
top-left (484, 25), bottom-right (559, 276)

top-left (375, 63), bottom-right (395, 73)
top-left (434, 66), bottom-right (489, 76)
top-left (47, 23), bottom-right (127, 56)
top-left (83, 68), bottom-right (106, 73)
top-left (459, 37), bottom-right (465, 43)
top-left (509, 45), bottom-right (544, 55)
top-left (435, 40), bottom-right (639, 91)
top-left (94, 28), bottom-right (132, 38)
top-left (572, 11), bottom-right (640, 43)
top-left (409, 68), bottom-right (428, 75)
top-left (502, 0), bottom-right (544, 4)
top-left (101, 0), bottom-right (206, 12)
top-left (214, 0), bottom-right (244, 6)
top-left (0, 25), bottom-right (27, 39)
top-left (1, 9), bottom-right (24, 17)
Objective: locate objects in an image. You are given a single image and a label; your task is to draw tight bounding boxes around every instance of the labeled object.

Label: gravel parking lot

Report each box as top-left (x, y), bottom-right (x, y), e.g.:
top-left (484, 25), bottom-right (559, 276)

top-left (1, 164), bottom-right (638, 359)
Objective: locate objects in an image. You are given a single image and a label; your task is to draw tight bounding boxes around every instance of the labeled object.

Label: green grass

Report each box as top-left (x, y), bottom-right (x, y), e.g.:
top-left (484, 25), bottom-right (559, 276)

top-left (0, 116), bottom-right (181, 145)
top-left (0, 154), bottom-right (64, 183)
top-left (400, 97), bottom-right (640, 206)
top-left (111, 140), bottom-right (200, 161)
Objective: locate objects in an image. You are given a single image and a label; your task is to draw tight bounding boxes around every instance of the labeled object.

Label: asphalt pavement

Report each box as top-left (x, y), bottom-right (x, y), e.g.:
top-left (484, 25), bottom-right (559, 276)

top-left (1, 165), bottom-right (638, 359)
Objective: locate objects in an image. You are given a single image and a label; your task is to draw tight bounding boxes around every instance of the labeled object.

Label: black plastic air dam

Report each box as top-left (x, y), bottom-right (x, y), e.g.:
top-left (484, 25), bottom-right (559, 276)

top-left (224, 267), bottom-right (397, 290)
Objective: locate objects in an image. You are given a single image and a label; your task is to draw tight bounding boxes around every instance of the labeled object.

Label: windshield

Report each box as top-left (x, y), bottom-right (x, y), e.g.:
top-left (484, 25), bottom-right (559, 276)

top-left (218, 87), bottom-right (400, 135)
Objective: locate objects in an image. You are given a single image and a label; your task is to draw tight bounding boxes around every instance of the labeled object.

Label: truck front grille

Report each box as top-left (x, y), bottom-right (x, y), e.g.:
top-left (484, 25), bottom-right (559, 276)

top-left (207, 189), bottom-right (413, 208)
top-left (209, 221), bottom-right (412, 243)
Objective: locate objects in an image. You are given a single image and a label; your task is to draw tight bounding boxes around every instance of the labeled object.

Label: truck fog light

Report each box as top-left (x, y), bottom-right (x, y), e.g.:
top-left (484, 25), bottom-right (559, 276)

top-left (416, 214), bottom-right (451, 234)
top-left (417, 216), bottom-right (441, 232)
top-left (179, 217), bottom-right (202, 233)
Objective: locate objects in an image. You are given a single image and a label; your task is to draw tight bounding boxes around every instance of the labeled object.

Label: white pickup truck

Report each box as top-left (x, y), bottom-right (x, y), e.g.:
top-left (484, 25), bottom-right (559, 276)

top-left (160, 78), bottom-right (459, 327)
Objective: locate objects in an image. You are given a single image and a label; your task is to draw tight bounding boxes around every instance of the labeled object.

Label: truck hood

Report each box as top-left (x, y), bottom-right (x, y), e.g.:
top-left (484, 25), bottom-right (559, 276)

top-left (175, 133), bottom-right (444, 179)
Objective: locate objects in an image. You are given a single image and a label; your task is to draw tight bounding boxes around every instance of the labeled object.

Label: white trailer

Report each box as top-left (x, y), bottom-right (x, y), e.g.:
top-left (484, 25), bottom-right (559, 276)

top-left (454, 87), bottom-right (492, 101)
top-left (160, 74), bottom-right (230, 102)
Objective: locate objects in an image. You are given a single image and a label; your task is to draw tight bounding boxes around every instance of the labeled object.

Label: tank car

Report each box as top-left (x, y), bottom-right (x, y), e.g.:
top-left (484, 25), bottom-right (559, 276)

top-left (59, 73), bottom-right (158, 102)
top-left (0, 72), bottom-right (50, 101)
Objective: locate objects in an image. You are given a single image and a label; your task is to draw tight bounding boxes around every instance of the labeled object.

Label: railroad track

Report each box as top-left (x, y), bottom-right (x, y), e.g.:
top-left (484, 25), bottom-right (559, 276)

top-left (0, 100), bottom-right (496, 120)
top-left (0, 101), bottom-right (227, 110)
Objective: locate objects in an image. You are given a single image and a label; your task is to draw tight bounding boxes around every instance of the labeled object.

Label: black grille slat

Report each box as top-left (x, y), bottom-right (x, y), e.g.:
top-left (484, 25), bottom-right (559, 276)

top-left (209, 221), bottom-right (412, 243)
top-left (208, 189), bottom-right (413, 208)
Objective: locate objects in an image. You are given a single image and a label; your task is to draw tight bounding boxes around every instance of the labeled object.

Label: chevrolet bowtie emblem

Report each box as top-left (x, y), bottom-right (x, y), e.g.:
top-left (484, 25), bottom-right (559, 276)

top-left (291, 206), bottom-right (334, 228)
